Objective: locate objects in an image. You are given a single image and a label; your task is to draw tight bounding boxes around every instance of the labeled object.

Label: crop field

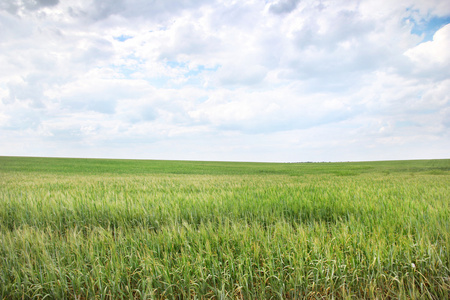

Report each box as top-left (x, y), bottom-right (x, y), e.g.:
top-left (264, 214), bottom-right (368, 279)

top-left (0, 157), bottom-right (449, 299)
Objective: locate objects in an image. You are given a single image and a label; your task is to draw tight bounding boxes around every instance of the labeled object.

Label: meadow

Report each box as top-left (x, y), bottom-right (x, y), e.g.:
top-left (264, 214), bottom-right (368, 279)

top-left (0, 156), bottom-right (449, 299)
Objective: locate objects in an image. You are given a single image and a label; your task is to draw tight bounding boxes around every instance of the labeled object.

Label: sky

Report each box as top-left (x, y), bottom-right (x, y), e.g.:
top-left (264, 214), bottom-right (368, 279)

top-left (0, 0), bottom-right (449, 162)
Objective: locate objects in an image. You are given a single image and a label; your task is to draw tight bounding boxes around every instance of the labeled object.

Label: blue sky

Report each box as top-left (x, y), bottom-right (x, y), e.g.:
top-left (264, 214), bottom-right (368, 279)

top-left (0, 0), bottom-right (449, 162)
top-left (409, 12), bottom-right (450, 41)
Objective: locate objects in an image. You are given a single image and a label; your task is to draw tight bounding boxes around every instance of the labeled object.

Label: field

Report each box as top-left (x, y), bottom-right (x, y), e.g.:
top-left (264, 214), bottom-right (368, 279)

top-left (0, 157), bottom-right (449, 299)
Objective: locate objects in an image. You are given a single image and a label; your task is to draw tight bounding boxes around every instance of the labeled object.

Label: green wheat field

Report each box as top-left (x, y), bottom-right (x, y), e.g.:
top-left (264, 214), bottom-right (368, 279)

top-left (0, 156), bottom-right (449, 299)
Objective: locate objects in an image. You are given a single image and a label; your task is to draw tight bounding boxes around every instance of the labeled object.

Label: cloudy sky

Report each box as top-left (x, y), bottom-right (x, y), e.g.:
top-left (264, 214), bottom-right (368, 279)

top-left (1, 0), bottom-right (449, 162)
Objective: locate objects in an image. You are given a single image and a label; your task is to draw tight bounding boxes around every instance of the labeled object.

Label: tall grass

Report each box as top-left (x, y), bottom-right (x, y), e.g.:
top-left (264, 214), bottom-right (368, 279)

top-left (0, 157), bottom-right (449, 299)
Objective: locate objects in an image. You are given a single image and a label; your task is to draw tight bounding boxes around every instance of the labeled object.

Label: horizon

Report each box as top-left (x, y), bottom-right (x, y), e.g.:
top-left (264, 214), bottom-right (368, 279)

top-left (2, 155), bottom-right (449, 165)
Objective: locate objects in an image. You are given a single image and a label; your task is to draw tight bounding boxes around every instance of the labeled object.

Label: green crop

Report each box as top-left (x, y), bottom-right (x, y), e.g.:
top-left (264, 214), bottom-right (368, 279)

top-left (0, 157), bottom-right (449, 299)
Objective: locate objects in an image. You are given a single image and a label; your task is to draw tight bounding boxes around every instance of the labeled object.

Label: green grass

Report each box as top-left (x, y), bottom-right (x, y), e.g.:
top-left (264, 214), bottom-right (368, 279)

top-left (0, 156), bottom-right (449, 299)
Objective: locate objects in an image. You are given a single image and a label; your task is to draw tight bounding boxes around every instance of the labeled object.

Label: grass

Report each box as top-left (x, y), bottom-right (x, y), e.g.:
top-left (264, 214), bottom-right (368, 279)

top-left (0, 156), bottom-right (449, 299)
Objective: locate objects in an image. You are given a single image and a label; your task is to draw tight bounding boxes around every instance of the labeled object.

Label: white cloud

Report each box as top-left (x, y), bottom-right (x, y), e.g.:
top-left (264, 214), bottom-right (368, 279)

top-left (404, 24), bottom-right (450, 77)
top-left (0, 0), bottom-right (449, 161)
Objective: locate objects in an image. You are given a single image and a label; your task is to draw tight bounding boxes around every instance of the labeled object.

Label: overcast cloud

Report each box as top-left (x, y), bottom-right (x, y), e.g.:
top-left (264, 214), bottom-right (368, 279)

top-left (0, 0), bottom-right (449, 162)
